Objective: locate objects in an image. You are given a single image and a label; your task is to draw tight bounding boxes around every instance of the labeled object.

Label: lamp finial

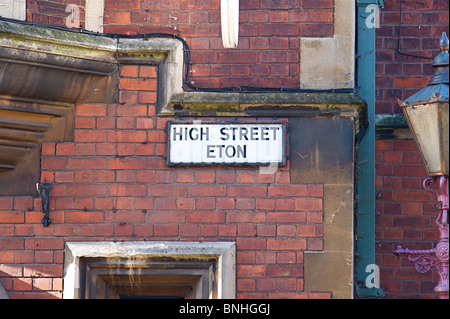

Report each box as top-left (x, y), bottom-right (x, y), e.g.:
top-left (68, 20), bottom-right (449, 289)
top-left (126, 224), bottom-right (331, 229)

top-left (439, 32), bottom-right (449, 52)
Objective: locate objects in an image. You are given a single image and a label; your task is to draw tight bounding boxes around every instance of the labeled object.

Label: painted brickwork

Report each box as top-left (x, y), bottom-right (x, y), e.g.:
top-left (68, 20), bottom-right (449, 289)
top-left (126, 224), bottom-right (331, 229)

top-left (26, 0), bottom-right (86, 26)
top-left (0, 64), bottom-right (326, 299)
top-left (375, 0), bottom-right (449, 298)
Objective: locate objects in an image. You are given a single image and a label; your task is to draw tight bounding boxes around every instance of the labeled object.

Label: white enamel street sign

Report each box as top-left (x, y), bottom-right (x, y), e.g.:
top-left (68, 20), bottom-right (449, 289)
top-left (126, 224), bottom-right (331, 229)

top-left (167, 122), bottom-right (286, 166)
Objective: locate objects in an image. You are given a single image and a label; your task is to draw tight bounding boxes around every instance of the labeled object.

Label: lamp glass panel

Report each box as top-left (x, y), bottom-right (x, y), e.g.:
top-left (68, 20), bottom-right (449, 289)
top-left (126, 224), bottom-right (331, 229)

top-left (404, 103), bottom-right (442, 175)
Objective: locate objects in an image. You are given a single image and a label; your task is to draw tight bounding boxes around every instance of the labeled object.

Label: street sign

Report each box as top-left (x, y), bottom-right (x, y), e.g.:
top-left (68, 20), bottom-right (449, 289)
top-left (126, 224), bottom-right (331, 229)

top-left (167, 121), bottom-right (286, 166)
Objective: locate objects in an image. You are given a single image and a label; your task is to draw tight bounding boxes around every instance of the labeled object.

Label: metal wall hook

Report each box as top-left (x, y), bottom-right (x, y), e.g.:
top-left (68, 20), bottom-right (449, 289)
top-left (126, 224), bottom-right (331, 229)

top-left (36, 183), bottom-right (52, 227)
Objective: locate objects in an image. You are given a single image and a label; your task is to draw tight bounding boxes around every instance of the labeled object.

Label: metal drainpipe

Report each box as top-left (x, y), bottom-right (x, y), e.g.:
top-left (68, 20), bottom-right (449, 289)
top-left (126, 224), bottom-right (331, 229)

top-left (355, 0), bottom-right (385, 299)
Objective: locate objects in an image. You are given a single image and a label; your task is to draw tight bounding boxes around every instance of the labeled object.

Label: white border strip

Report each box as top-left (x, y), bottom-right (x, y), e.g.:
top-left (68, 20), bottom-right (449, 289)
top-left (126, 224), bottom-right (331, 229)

top-left (85, 0), bottom-right (104, 33)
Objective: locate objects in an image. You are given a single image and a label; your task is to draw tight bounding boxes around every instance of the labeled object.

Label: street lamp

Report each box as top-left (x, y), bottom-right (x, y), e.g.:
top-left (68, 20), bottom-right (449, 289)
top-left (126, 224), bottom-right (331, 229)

top-left (394, 32), bottom-right (449, 299)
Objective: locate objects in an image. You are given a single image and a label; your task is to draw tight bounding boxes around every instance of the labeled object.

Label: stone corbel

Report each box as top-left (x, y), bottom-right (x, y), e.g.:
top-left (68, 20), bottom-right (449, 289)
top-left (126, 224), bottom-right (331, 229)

top-left (0, 20), bottom-right (183, 195)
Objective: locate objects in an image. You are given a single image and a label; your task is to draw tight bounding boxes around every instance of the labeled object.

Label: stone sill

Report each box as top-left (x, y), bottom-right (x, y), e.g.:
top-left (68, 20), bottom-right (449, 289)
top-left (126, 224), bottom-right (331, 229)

top-left (375, 113), bottom-right (412, 140)
top-left (167, 91), bottom-right (365, 118)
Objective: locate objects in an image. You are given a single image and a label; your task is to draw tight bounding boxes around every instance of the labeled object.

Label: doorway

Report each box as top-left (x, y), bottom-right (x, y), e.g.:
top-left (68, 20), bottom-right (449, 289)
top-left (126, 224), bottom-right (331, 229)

top-left (63, 241), bottom-right (236, 299)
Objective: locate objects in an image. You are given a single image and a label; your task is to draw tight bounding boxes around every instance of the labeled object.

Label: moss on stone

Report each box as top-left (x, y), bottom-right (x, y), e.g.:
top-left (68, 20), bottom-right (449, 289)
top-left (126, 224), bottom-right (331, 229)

top-left (375, 114), bottom-right (408, 128)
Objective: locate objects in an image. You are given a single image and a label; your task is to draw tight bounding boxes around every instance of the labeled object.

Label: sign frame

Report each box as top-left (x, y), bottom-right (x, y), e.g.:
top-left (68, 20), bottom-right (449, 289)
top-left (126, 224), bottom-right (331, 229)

top-left (166, 121), bottom-right (287, 167)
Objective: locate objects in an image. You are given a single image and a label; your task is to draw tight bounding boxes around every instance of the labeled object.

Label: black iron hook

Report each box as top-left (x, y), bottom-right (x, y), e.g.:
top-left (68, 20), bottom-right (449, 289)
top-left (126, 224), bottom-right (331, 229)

top-left (36, 183), bottom-right (52, 227)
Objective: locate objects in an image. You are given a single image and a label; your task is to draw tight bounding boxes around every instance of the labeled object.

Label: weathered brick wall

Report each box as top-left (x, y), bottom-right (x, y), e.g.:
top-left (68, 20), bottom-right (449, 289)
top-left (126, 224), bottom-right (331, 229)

top-left (375, 0), bottom-right (449, 298)
top-left (103, 0), bottom-right (333, 89)
top-left (5, 0), bottom-right (447, 300)
top-left (375, 139), bottom-right (440, 298)
top-left (376, 0), bottom-right (448, 114)
top-left (0, 0), bottom-right (351, 300)
top-left (0, 64), bottom-right (326, 299)
top-left (25, 0), bottom-right (334, 89)
top-left (26, 0), bottom-right (86, 26)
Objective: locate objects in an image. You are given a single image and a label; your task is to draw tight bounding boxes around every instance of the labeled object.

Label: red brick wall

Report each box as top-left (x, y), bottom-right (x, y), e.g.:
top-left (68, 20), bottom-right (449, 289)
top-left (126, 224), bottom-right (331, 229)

top-left (26, 0), bottom-right (86, 26)
top-left (103, 0), bottom-right (333, 89)
top-left (0, 64), bottom-right (326, 299)
top-left (375, 0), bottom-right (448, 298)
top-left (6, 0), bottom-right (447, 300)
top-left (26, 0), bottom-right (334, 90)
top-left (376, 0), bottom-right (448, 114)
top-left (375, 139), bottom-right (441, 298)
top-left (0, 0), bottom-right (339, 300)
